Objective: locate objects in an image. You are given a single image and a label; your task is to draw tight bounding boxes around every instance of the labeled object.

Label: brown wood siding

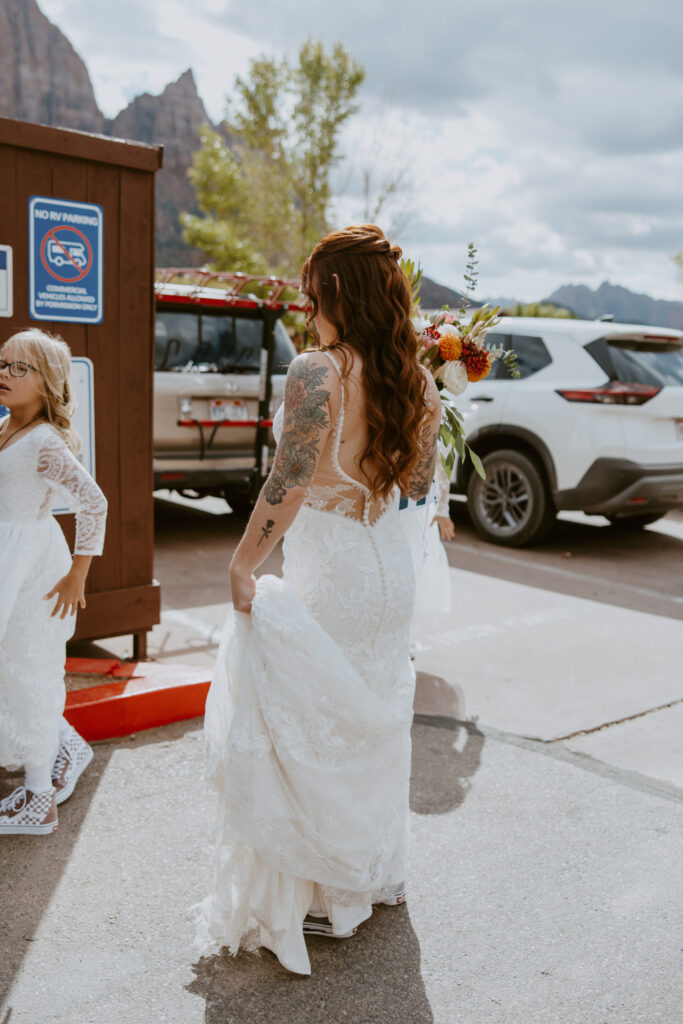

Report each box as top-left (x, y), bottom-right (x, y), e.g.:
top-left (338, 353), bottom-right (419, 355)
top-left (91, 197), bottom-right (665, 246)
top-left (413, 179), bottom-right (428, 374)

top-left (0, 119), bottom-right (163, 645)
top-left (0, 117), bottom-right (162, 172)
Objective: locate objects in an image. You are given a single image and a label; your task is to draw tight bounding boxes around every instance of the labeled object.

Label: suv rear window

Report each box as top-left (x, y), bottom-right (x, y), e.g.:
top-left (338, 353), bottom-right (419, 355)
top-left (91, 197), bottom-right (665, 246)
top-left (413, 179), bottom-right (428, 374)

top-left (485, 332), bottom-right (552, 379)
top-left (586, 337), bottom-right (683, 386)
top-left (155, 309), bottom-right (296, 373)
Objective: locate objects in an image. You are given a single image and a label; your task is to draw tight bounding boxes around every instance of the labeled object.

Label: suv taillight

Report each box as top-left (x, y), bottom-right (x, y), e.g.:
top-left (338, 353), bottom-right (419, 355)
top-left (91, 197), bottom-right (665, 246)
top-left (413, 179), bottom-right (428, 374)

top-left (556, 382), bottom-right (661, 405)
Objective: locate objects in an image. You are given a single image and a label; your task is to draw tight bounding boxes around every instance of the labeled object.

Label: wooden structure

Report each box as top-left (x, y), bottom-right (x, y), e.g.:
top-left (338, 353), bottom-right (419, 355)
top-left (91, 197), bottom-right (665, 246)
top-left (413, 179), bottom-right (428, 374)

top-left (0, 117), bottom-right (163, 657)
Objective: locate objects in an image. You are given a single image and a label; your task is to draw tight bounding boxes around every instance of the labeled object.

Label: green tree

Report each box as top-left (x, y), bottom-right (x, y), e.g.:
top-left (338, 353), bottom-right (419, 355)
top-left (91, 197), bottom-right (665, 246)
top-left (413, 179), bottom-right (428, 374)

top-left (181, 41), bottom-right (365, 275)
top-left (508, 301), bottom-right (575, 318)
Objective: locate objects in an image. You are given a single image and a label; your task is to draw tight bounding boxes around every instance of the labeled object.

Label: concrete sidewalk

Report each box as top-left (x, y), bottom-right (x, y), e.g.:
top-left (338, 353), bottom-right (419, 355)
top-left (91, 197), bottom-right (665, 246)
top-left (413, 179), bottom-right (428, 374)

top-left (1, 713), bottom-right (680, 1024)
top-left (2, 508), bottom-right (682, 1023)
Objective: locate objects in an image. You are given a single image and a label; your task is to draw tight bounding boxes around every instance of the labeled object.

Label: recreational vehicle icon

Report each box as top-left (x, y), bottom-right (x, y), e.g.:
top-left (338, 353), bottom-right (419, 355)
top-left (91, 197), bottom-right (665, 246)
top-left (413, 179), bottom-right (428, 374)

top-left (46, 238), bottom-right (88, 268)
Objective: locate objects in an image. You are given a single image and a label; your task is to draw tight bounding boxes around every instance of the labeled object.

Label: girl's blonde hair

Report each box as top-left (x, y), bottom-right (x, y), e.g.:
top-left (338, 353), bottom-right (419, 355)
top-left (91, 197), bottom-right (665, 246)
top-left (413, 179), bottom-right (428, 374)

top-left (3, 329), bottom-right (81, 452)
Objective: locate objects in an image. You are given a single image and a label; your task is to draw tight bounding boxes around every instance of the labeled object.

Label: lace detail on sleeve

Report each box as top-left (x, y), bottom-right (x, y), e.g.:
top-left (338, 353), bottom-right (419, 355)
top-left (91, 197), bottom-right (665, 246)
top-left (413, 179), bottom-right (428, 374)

top-left (36, 430), bottom-right (108, 555)
top-left (434, 458), bottom-right (451, 517)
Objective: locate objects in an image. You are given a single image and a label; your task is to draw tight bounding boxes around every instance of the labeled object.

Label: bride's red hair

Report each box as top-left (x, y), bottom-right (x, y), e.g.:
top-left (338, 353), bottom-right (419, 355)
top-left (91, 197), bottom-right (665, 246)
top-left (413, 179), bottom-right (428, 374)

top-left (301, 224), bottom-right (429, 500)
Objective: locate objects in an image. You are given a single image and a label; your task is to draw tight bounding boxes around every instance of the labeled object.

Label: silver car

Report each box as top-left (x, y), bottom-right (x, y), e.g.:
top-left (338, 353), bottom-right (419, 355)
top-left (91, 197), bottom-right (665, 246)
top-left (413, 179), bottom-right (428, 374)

top-left (153, 274), bottom-right (302, 514)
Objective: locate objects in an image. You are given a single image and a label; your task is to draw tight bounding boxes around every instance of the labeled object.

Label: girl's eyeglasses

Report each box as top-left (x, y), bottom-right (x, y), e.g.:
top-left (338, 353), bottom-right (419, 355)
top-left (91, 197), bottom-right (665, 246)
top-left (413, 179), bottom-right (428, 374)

top-left (0, 360), bottom-right (38, 378)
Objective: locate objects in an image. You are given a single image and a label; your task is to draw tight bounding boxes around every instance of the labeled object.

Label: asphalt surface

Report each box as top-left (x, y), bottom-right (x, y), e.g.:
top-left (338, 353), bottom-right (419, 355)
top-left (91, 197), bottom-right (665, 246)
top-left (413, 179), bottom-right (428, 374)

top-left (1, 498), bottom-right (681, 1023)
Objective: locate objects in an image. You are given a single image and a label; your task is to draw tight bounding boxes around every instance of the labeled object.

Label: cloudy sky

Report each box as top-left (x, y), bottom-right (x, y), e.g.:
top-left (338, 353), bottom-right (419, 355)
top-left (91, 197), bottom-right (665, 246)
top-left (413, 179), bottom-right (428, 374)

top-left (41, 0), bottom-right (683, 301)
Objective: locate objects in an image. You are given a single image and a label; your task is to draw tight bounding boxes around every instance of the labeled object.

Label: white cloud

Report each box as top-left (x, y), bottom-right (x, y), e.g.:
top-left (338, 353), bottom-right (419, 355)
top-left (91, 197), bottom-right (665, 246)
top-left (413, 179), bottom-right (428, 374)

top-left (39, 0), bottom-right (261, 119)
top-left (36, 0), bottom-right (683, 301)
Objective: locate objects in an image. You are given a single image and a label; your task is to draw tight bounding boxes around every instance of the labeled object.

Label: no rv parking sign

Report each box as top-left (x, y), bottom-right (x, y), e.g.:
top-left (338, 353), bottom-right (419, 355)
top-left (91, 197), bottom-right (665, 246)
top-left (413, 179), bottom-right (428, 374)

top-left (29, 196), bottom-right (103, 324)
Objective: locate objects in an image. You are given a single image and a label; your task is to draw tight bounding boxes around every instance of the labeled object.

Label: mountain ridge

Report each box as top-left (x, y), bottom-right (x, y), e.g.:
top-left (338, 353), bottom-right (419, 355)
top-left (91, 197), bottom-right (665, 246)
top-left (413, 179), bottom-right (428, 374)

top-left (545, 281), bottom-right (683, 330)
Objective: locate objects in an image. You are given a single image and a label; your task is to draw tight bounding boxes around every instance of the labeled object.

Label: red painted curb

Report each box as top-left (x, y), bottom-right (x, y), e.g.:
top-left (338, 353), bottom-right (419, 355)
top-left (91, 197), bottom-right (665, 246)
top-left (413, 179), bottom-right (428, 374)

top-left (66, 657), bottom-right (137, 678)
top-left (64, 660), bottom-right (211, 741)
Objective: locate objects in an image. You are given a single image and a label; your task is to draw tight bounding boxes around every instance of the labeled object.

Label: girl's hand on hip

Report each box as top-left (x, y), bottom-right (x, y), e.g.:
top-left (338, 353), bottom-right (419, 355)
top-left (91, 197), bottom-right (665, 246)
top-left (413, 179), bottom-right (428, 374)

top-left (44, 569), bottom-right (86, 619)
top-left (229, 566), bottom-right (256, 614)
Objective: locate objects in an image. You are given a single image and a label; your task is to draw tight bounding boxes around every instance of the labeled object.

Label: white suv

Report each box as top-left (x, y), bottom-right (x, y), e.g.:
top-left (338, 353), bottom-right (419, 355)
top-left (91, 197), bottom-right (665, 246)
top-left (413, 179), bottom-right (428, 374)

top-left (452, 317), bottom-right (683, 546)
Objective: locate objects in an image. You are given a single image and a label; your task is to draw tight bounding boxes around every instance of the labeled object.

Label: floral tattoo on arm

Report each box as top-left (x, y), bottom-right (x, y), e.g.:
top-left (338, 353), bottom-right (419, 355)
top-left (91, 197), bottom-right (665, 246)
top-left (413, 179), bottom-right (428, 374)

top-left (407, 420), bottom-right (439, 501)
top-left (264, 360), bottom-right (330, 506)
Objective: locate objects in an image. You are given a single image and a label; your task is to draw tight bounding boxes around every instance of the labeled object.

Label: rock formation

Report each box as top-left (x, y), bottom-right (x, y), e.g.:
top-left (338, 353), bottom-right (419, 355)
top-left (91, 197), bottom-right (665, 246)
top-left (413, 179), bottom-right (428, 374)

top-left (0, 0), bottom-right (103, 133)
top-left (109, 70), bottom-right (210, 265)
top-left (547, 282), bottom-right (683, 329)
top-left (0, 0), bottom-right (209, 264)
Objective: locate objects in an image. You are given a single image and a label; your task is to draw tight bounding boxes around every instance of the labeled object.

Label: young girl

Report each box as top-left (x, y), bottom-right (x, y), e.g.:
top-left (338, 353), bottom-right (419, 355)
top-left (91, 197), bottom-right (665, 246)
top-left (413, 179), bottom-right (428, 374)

top-left (0, 329), bottom-right (107, 835)
top-left (400, 457), bottom-right (454, 651)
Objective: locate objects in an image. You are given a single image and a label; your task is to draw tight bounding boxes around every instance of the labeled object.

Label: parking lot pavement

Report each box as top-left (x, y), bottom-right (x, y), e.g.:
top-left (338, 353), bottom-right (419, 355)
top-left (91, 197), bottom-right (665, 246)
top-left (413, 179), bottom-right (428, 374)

top-left (92, 498), bottom-right (683, 795)
top-left (6, 499), bottom-right (676, 1022)
top-left (2, 715), bottom-right (681, 1023)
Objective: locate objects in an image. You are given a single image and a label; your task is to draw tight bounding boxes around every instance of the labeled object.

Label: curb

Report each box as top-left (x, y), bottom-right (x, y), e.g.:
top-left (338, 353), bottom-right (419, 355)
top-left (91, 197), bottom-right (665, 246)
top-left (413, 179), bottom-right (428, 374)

top-left (64, 658), bottom-right (210, 741)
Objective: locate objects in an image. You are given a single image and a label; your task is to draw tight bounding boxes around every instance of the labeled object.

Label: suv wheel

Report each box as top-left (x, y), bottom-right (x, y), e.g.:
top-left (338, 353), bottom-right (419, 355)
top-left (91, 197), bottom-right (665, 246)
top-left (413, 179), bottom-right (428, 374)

top-left (467, 449), bottom-right (555, 547)
top-left (607, 512), bottom-right (665, 530)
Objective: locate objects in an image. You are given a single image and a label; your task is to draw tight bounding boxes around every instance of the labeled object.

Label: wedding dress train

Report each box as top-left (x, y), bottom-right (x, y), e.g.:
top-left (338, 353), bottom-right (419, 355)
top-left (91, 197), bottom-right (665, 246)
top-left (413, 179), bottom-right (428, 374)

top-left (195, 352), bottom-right (416, 974)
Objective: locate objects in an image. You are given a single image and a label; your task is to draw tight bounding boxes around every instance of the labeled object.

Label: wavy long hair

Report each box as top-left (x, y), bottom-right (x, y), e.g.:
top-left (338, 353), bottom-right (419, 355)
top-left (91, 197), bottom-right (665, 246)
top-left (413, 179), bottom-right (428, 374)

top-left (301, 224), bottom-right (429, 500)
top-left (3, 329), bottom-right (81, 452)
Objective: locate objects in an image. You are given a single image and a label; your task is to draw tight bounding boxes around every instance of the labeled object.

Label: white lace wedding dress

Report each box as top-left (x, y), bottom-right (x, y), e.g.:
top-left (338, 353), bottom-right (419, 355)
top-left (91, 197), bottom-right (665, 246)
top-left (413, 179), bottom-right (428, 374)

top-left (0, 420), bottom-right (107, 769)
top-left (195, 352), bottom-right (417, 975)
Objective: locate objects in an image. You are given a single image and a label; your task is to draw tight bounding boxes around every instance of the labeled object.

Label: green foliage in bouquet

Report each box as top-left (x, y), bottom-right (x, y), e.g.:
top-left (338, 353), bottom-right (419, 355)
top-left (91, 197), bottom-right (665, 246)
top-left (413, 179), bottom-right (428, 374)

top-left (439, 391), bottom-right (485, 479)
top-left (402, 245), bottom-right (518, 481)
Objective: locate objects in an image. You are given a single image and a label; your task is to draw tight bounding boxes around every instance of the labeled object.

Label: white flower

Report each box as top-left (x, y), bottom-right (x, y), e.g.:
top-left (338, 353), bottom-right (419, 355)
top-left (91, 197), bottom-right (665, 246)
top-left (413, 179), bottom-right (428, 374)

top-left (438, 360), bottom-right (468, 396)
top-left (412, 314), bottom-right (430, 333)
top-left (439, 323), bottom-right (461, 339)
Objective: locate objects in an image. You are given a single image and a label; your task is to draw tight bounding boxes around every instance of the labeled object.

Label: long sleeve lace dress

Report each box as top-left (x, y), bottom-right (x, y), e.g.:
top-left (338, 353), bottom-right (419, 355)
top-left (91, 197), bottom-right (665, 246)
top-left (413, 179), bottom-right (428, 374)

top-left (0, 421), bottom-right (107, 769)
top-left (399, 458), bottom-right (452, 644)
top-left (196, 351), bottom-right (419, 974)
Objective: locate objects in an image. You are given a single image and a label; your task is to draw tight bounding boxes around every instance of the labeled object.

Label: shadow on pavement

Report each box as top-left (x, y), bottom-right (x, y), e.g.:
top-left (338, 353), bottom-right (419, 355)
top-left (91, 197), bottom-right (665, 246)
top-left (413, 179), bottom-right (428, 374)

top-left (0, 747), bottom-right (112, 1007)
top-left (410, 671), bottom-right (485, 816)
top-left (188, 903), bottom-right (433, 1024)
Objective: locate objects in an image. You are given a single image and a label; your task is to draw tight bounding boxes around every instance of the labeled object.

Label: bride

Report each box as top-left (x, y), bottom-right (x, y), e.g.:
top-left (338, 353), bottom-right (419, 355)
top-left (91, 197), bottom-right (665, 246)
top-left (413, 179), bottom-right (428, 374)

top-left (195, 224), bottom-right (442, 975)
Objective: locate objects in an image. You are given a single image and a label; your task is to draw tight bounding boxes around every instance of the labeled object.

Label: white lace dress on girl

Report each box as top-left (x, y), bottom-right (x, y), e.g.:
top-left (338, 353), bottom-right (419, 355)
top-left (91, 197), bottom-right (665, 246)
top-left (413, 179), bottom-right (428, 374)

top-left (0, 421), bottom-right (107, 769)
top-left (399, 459), bottom-right (452, 645)
top-left (196, 352), bottom-right (416, 975)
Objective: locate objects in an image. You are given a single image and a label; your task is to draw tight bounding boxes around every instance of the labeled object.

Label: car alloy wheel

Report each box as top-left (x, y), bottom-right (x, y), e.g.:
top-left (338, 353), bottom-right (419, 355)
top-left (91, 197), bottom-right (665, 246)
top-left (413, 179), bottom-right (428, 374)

top-left (467, 449), bottom-right (555, 547)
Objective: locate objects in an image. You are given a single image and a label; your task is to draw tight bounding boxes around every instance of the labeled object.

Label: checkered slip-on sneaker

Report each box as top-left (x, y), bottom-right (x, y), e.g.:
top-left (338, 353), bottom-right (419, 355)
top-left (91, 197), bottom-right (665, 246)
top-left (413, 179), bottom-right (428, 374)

top-left (52, 724), bottom-right (93, 805)
top-left (0, 786), bottom-right (58, 835)
top-left (302, 915), bottom-right (358, 939)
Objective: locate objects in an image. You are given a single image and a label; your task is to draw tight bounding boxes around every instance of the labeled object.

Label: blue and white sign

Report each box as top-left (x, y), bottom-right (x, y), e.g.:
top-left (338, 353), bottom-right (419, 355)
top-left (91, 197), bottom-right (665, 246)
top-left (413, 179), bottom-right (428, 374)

top-left (0, 245), bottom-right (13, 317)
top-left (29, 196), bottom-right (103, 324)
top-left (52, 357), bottom-right (97, 515)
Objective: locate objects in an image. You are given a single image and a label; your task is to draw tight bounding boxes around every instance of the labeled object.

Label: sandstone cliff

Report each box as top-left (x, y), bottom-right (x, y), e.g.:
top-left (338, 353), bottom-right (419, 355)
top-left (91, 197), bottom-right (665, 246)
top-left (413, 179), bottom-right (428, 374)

top-left (0, 0), bottom-right (209, 264)
top-left (0, 0), bottom-right (103, 133)
top-left (109, 70), bottom-right (210, 265)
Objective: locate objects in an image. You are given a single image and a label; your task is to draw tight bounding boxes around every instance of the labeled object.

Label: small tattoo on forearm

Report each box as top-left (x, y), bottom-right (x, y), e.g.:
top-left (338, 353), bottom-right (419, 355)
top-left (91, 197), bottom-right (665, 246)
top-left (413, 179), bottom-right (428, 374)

top-left (258, 519), bottom-right (275, 545)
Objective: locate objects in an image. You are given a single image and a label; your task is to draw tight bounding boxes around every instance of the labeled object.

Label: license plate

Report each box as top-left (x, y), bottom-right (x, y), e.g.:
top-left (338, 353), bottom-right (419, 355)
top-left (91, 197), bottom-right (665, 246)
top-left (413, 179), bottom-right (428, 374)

top-left (676, 419), bottom-right (683, 441)
top-left (209, 399), bottom-right (248, 422)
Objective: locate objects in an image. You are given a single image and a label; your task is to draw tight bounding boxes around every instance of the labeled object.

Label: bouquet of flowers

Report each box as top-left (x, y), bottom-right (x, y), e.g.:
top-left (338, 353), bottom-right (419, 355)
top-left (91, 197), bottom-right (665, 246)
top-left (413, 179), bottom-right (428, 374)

top-left (405, 244), bottom-right (518, 479)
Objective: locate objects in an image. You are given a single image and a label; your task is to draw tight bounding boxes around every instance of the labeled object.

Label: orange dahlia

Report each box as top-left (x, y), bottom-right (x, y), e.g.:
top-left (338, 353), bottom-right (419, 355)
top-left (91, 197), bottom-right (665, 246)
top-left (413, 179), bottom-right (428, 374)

top-left (460, 340), bottom-right (492, 382)
top-left (438, 332), bottom-right (462, 361)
